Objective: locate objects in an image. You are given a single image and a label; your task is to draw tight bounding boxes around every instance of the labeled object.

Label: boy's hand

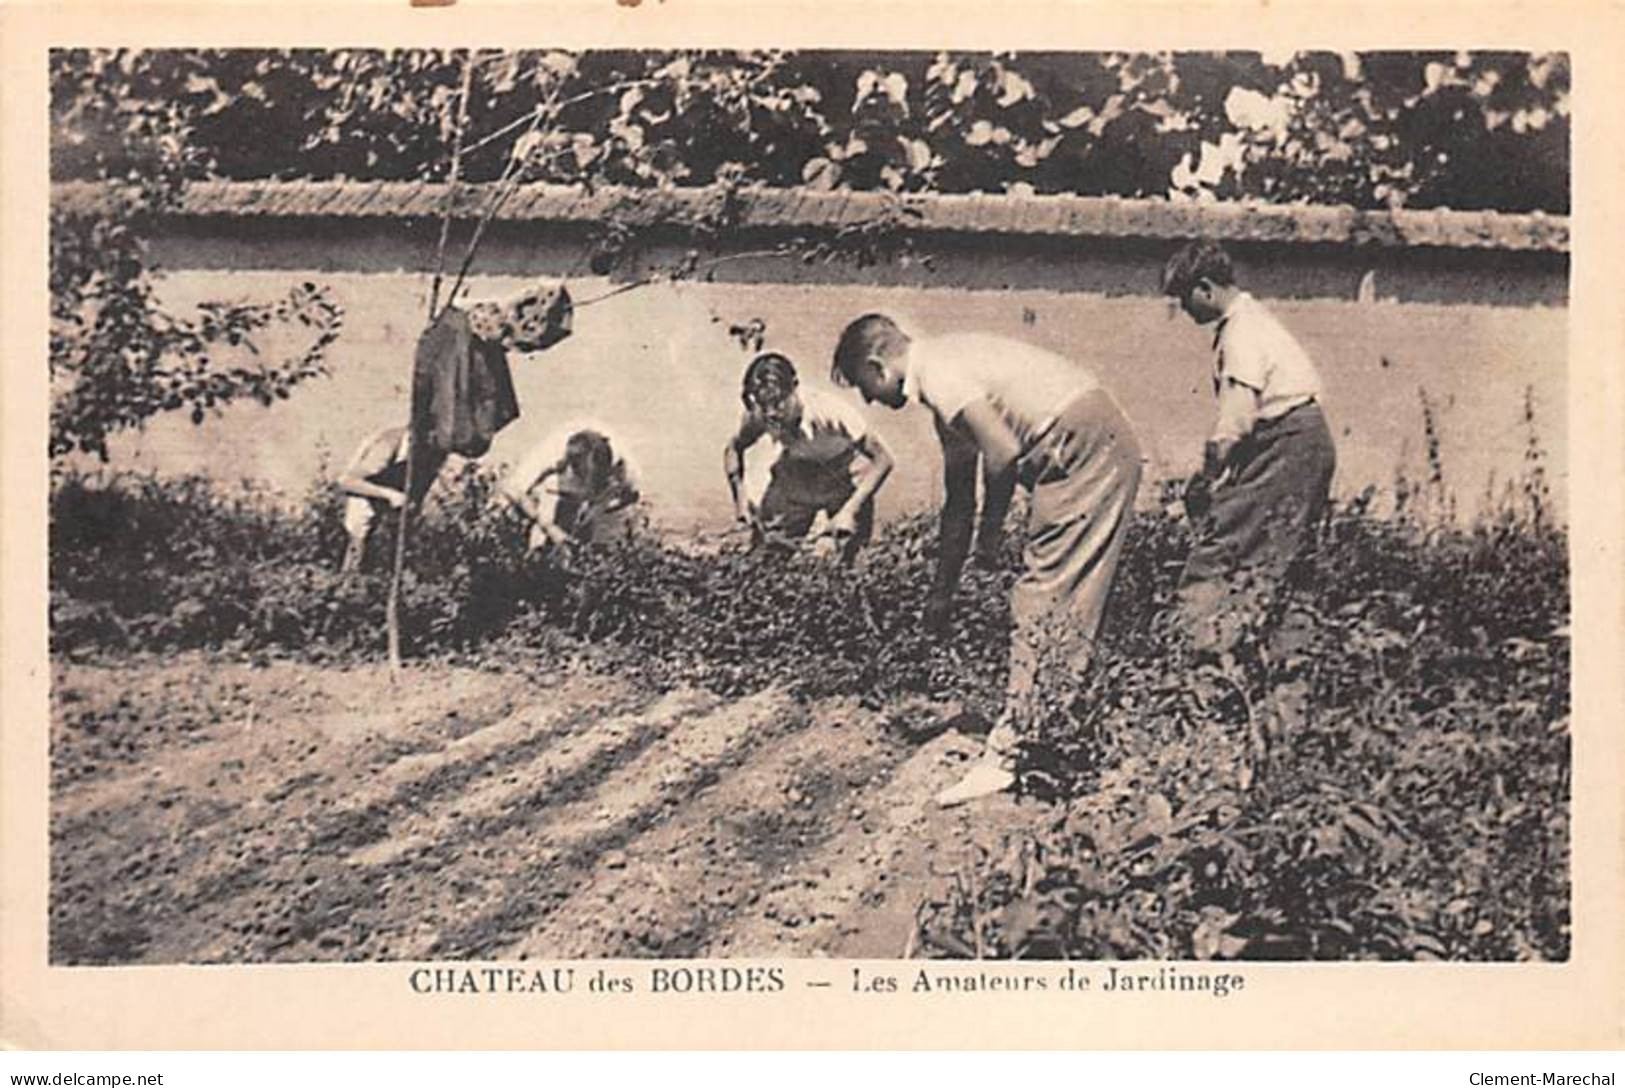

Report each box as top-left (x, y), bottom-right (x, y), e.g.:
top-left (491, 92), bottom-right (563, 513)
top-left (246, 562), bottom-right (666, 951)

top-left (728, 509), bottom-right (761, 545)
top-left (923, 591), bottom-right (954, 634)
top-left (1182, 474), bottom-right (1212, 519)
top-left (825, 508), bottom-right (858, 540)
top-left (385, 490), bottom-right (407, 510)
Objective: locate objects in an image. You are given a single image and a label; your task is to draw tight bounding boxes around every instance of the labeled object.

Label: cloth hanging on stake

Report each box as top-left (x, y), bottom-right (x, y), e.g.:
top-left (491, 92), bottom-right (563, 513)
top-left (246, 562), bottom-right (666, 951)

top-left (409, 307), bottom-right (518, 485)
top-left (407, 282), bottom-right (574, 499)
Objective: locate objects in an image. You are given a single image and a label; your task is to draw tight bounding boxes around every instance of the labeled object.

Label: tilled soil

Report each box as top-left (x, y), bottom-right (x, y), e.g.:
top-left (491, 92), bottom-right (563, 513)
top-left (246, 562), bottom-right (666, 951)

top-left (49, 654), bottom-right (1042, 964)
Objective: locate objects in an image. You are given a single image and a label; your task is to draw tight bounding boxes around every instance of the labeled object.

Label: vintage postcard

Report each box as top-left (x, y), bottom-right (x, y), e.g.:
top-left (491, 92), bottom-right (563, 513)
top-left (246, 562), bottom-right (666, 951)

top-left (2, 0), bottom-right (1622, 1051)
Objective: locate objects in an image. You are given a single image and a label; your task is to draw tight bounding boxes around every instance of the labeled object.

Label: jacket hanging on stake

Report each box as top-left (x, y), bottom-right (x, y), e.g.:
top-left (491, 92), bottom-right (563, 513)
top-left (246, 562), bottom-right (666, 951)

top-left (406, 283), bottom-right (573, 503)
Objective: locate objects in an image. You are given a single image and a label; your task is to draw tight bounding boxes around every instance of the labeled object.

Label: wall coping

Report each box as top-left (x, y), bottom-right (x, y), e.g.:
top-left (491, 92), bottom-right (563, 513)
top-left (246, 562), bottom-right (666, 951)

top-left (51, 179), bottom-right (1570, 255)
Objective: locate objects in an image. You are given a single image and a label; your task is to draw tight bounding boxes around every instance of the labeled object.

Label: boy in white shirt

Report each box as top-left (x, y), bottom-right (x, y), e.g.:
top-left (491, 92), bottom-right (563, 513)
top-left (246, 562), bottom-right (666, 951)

top-left (1160, 240), bottom-right (1337, 660)
top-left (724, 352), bottom-right (894, 564)
top-left (501, 424), bottom-right (644, 555)
top-left (833, 315), bottom-right (1142, 806)
top-left (336, 426), bottom-right (448, 574)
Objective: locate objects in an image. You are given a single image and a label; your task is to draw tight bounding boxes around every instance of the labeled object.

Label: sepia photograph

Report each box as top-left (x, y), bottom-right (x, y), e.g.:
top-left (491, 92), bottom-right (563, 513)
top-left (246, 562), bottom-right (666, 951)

top-left (39, 42), bottom-right (1574, 969)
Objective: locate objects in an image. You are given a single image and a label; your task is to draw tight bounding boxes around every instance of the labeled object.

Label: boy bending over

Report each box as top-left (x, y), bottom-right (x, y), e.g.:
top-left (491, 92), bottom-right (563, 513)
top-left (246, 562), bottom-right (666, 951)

top-left (833, 315), bottom-right (1142, 806)
top-left (502, 425), bottom-right (645, 554)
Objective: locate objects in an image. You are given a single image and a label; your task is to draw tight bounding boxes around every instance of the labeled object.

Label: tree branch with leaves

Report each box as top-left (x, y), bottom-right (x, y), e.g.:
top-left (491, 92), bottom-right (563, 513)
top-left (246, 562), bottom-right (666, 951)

top-left (50, 48), bottom-right (345, 460)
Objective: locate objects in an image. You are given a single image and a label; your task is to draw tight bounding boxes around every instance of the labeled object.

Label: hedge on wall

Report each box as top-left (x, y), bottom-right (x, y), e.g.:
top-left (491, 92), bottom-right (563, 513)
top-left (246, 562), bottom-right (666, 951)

top-left (50, 48), bottom-right (1569, 215)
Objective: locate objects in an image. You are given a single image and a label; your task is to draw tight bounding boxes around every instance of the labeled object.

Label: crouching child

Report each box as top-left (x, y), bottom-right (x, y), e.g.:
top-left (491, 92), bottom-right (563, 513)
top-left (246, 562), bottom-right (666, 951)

top-left (502, 424), bottom-right (646, 557)
top-left (723, 351), bottom-right (894, 564)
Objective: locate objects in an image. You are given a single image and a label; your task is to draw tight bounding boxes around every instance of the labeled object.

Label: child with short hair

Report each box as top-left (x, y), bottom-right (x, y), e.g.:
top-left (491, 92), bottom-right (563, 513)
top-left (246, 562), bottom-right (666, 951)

top-left (724, 351), bottom-right (894, 564)
top-left (502, 424), bottom-right (644, 554)
top-left (1160, 240), bottom-right (1337, 661)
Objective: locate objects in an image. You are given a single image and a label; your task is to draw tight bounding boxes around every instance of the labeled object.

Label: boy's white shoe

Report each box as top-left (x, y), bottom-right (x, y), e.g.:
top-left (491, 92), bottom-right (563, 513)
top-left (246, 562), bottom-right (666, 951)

top-left (935, 759), bottom-right (1016, 808)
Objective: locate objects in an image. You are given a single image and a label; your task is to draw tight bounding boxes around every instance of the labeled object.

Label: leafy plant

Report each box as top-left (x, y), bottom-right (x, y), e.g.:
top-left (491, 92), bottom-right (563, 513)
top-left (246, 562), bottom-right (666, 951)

top-left (910, 450), bottom-right (1568, 963)
top-left (50, 48), bottom-right (344, 460)
top-left (52, 49), bottom-right (1570, 213)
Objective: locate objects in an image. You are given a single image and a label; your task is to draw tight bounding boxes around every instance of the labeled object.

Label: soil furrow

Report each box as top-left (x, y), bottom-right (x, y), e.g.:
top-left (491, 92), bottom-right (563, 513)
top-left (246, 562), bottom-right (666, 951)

top-left (705, 729), bottom-right (1033, 958)
top-left (171, 687), bottom-right (641, 917)
top-left (183, 687), bottom-right (735, 962)
top-left (428, 690), bottom-right (801, 959)
top-left (48, 665), bottom-right (631, 963)
top-left (49, 657), bottom-right (1030, 966)
top-left (347, 689), bottom-right (719, 868)
top-left (511, 699), bottom-right (904, 958)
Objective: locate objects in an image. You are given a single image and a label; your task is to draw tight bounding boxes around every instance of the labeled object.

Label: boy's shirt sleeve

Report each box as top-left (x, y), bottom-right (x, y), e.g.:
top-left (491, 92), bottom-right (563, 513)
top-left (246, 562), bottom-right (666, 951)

top-left (809, 390), bottom-right (868, 443)
top-left (1216, 310), bottom-right (1271, 395)
top-left (911, 349), bottom-right (982, 425)
top-left (1210, 313), bottom-right (1267, 445)
top-left (830, 392), bottom-right (869, 442)
top-left (1211, 378), bottom-right (1262, 448)
top-left (502, 437), bottom-right (561, 500)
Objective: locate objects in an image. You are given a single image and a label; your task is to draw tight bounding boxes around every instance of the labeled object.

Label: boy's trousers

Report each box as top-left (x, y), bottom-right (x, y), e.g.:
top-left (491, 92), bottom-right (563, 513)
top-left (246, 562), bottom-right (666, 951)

top-left (1177, 402), bottom-right (1336, 659)
top-left (990, 388), bottom-right (1142, 758)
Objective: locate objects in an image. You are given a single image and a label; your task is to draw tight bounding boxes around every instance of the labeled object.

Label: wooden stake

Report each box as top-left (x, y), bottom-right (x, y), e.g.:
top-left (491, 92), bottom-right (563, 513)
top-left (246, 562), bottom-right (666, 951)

top-left (389, 50), bottom-right (475, 678)
top-left (385, 425), bottom-right (415, 677)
